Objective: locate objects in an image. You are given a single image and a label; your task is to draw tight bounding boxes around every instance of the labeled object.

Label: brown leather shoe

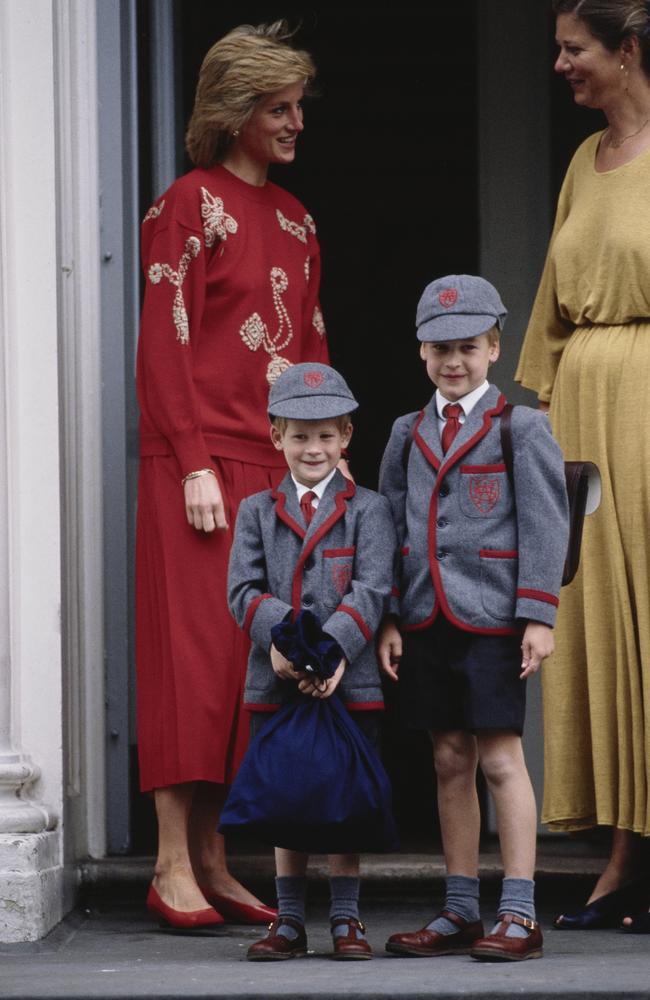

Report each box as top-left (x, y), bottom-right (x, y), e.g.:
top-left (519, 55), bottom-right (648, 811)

top-left (331, 917), bottom-right (373, 960)
top-left (385, 910), bottom-right (485, 957)
top-left (247, 917), bottom-right (308, 961)
top-left (470, 913), bottom-right (543, 961)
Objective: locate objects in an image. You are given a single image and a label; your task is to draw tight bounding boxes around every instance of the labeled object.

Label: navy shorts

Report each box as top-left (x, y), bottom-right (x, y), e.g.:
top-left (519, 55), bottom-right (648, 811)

top-left (249, 707), bottom-right (381, 749)
top-left (400, 616), bottom-right (526, 735)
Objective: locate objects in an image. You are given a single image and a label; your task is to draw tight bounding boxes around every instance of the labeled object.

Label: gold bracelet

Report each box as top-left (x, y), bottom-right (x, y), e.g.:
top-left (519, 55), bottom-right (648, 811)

top-left (181, 468), bottom-right (216, 486)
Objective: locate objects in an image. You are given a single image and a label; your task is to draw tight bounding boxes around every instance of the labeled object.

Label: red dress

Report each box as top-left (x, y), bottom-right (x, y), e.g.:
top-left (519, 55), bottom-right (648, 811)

top-left (136, 165), bottom-right (328, 792)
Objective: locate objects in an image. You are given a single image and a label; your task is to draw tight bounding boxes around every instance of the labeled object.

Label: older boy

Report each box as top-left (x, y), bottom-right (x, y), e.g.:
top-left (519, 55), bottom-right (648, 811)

top-left (378, 275), bottom-right (569, 961)
top-left (228, 362), bottom-right (396, 961)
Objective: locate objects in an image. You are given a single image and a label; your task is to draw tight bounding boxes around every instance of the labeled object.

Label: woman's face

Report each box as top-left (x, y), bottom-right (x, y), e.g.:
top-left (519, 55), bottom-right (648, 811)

top-left (554, 13), bottom-right (624, 110)
top-left (236, 82), bottom-right (305, 169)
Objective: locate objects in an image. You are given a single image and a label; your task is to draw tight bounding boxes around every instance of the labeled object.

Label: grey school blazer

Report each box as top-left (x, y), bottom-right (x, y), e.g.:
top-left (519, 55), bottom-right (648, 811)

top-left (378, 385), bottom-right (569, 634)
top-left (228, 469), bottom-right (396, 709)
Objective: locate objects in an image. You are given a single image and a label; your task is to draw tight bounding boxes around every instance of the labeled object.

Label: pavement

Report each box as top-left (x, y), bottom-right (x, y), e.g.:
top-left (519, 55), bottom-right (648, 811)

top-left (1, 844), bottom-right (649, 1000)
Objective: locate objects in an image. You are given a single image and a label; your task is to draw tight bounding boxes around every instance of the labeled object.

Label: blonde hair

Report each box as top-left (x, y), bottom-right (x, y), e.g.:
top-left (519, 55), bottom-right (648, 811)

top-left (185, 20), bottom-right (316, 167)
top-left (271, 414), bottom-right (353, 435)
top-left (486, 325), bottom-right (501, 347)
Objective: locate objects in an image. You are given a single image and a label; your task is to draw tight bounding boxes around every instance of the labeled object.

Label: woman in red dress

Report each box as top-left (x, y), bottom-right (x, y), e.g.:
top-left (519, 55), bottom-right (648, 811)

top-left (136, 21), bottom-right (329, 929)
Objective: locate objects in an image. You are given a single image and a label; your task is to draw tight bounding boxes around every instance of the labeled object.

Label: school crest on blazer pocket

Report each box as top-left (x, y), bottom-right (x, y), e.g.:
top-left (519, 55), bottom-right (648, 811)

top-left (459, 464), bottom-right (510, 518)
top-left (322, 547), bottom-right (355, 607)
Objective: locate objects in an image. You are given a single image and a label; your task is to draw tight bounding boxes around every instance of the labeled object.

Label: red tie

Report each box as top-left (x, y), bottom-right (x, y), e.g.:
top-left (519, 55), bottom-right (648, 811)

top-left (300, 490), bottom-right (317, 526)
top-left (441, 403), bottom-right (463, 454)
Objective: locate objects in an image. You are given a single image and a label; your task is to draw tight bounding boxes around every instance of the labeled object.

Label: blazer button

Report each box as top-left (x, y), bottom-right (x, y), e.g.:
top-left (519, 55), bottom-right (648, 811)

top-left (304, 555), bottom-right (314, 570)
top-left (436, 549), bottom-right (447, 560)
top-left (303, 594), bottom-right (314, 606)
top-left (439, 484), bottom-right (449, 497)
top-left (437, 517), bottom-right (448, 528)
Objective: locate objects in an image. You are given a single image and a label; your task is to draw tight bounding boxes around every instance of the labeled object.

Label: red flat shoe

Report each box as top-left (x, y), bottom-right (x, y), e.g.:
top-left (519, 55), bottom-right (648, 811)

top-left (146, 884), bottom-right (225, 931)
top-left (200, 889), bottom-right (277, 925)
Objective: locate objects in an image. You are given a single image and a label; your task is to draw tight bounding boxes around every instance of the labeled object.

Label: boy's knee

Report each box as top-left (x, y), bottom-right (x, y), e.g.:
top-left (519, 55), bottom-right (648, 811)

top-left (478, 738), bottom-right (523, 787)
top-left (432, 733), bottom-right (476, 782)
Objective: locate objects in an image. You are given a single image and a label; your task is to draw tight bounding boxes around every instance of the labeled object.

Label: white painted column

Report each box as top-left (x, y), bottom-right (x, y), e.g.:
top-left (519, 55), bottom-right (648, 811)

top-left (0, 0), bottom-right (64, 941)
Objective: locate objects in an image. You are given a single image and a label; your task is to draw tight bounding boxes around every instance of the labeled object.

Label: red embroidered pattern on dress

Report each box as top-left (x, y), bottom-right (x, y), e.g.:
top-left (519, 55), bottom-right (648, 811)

top-left (200, 187), bottom-right (238, 246)
top-left (239, 267), bottom-right (294, 384)
top-left (148, 235), bottom-right (202, 345)
top-left (143, 199), bottom-right (165, 222)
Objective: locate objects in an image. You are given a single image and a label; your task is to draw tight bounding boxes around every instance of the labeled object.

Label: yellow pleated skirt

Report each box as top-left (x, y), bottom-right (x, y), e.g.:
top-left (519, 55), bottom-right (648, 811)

top-left (542, 322), bottom-right (650, 835)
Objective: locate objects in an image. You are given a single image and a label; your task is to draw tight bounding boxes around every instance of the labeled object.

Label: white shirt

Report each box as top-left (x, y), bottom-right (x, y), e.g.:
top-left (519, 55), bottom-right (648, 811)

top-left (435, 381), bottom-right (490, 441)
top-left (292, 467), bottom-right (337, 511)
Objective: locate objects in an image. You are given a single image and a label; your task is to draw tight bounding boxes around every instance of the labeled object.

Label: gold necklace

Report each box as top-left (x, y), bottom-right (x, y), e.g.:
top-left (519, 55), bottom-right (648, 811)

top-left (607, 117), bottom-right (650, 149)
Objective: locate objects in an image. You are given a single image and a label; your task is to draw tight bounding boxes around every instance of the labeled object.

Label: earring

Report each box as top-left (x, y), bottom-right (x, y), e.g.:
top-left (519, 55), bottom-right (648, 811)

top-left (232, 129), bottom-right (239, 138)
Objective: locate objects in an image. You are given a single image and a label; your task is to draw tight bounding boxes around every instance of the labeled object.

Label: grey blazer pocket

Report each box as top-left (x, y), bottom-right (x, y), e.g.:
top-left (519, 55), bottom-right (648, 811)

top-left (459, 464), bottom-right (510, 519)
top-left (479, 549), bottom-right (518, 621)
top-left (321, 547), bottom-right (355, 609)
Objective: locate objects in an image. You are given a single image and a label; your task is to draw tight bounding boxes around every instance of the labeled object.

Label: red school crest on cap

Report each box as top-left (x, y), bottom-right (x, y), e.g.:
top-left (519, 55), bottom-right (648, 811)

top-left (438, 288), bottom-right (458, 308)
top-left (304, 371), bottom-right (324, 388)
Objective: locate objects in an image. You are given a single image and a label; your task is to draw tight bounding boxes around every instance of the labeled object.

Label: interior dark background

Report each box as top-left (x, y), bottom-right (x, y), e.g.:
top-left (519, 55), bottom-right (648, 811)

top-left (131, 2), bottom-right (609, 851)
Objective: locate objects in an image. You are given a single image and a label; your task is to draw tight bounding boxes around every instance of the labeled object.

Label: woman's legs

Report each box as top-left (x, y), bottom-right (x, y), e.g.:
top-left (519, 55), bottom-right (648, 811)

top-left (189, 781), bottom-right (268, 905)
top-left (588, 828), bottom-right (641, 902)
top-left (153, 783), bottom-right (209, 911)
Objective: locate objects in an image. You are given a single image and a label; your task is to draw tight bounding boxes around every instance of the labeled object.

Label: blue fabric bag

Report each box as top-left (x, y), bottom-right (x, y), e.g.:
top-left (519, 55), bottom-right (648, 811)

top-left (219, 610), bottom-right (399, 854)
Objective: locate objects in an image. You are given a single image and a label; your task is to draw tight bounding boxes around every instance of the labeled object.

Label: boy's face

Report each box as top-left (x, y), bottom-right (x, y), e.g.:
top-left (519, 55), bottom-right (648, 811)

top-left (270, 418), bottom-right (352, 488)
top-left (420, 333), bottom-right (499, 401)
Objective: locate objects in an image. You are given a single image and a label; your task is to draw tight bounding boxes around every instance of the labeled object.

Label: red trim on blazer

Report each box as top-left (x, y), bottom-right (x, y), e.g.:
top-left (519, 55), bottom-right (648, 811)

top-left (480, 549), bottom-right (518, 559)
top-left (517, 588), bottom-right (559, 607)
top-left (323, 547), bottom-right (355, 557)
top-left (338, 603), bottom-right (373, 642)
top-left (460, 463), bottom-right (506, 473)
top-left (244, 593), bottom-right (273, 634)
top-left (291, 478), bottom-right (357, 611)
top-left (271, 487), bottom-right (306, 539)
top-left (436, 395), bottom-right (507, 481)
top-left (245, 703), bottom-right (279, 712)
top-left (401, 546), bottom-right (410, 555)
top-left (391, 586), bottom-right (400, 598)
top-left (413, 409), bottom-right (439, 471)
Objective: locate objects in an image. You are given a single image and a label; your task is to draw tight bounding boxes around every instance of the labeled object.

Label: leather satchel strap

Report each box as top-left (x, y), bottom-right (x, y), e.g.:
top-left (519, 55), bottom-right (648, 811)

top-left (500, 402), bottom-right (515, 487)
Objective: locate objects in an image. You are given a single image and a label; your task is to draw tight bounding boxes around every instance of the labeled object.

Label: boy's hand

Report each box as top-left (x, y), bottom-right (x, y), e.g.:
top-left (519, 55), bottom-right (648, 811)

top-left (520, 622), bottom-right (554, 678)
top-left (270, 643), bottom-right (298, 681)
top-left (298, 659), bottom-right (346, 699)
top-left (378, 617), bottom-right (403, 682)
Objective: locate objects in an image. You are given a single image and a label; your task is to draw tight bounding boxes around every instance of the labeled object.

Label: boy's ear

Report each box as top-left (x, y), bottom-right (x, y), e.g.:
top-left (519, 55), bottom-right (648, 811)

top-left (488, 340), bottom-right (500, 364)
top-left (341, 423), bottom-right (353, 449)
top-left (270, 424), bottom-right (284, 451)
top-left (419, 342), bottom-right (429, 361)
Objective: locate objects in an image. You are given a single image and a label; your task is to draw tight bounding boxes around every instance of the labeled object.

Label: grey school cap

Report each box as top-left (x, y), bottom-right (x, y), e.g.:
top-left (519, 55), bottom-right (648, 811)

top-left (268, 363), bottom-right (359, 420)
top-left (416, 274), bottom-right (507, 342)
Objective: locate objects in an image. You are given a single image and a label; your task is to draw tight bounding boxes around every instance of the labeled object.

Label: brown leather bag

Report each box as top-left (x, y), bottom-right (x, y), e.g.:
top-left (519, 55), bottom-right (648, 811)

top-left (500, 403), bottom-right (599, 586)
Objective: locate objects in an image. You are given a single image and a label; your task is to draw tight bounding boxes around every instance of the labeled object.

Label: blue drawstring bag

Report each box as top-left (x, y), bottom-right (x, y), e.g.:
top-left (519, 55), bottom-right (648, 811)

top-left (218, 610), bottom-right (399, 854)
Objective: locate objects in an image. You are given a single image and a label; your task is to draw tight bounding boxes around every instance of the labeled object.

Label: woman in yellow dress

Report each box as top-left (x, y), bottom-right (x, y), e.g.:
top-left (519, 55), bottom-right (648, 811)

top-left (516, 0), bottom-right (650, 932)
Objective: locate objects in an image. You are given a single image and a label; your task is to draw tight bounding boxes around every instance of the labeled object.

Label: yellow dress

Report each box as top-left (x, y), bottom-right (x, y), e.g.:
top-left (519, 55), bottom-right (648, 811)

top-left (516, 131), bottom-right (650, 835)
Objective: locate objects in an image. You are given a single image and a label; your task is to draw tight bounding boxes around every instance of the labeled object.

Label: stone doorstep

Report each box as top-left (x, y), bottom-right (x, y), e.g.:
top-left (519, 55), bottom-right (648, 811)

top-left (79, 847), bottom-right (607, 903)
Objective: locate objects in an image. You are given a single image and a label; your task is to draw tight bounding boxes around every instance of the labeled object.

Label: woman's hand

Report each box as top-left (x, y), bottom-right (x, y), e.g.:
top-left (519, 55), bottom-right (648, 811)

top-left (298, 659), bottom-right (346, 699)
top-left (538, 400), bottom-right (550, 413)
top-left (520, 621), bottom-right (554, 678)
top-left (377, 617), bottom-right (403, 682)
top-left (184, 472), bottom-right (228, 532)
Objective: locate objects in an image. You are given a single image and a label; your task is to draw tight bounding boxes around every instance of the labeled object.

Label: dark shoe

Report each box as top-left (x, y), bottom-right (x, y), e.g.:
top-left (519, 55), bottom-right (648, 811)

top-left (386, 910), bottom-right (485, 957)
top-left (200, 889), bottom-right (277, 925)
top-left (331, 917), bottom-right (373, 960)
top-left (621, 909), bottom-right (650, 934)
top-left (146, 884), bottom-right (224, 932)
top-left (471, 913), bottom-right (543, 961)
top-left (247, 917), bottom-right (308, 961)
top-left (554, 878), bottom-right (650, 930)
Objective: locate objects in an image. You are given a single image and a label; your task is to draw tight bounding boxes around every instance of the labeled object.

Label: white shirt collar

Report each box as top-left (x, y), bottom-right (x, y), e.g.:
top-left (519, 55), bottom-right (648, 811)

top-left (292, 467), bottom-right (337, 503)
top-left (435, 380), bottom-right (490, 421)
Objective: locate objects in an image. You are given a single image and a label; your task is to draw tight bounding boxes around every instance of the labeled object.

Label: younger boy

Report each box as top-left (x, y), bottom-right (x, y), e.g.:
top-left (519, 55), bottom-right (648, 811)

top-left (228, 362), bottom-right (396, 961)
top-left (378, 275), bottom-right (568, 961)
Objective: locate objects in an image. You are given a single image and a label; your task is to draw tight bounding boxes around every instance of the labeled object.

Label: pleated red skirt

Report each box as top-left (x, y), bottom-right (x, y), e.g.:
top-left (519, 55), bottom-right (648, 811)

top-left (135, 454), bottom-right (284, 792)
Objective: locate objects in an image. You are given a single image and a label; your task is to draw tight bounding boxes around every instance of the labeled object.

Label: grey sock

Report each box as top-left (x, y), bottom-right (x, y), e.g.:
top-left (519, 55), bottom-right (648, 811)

top-left (329, 876), bottom-right (366, 940)
top-left (275, 876), bottom-right (306, 940)
top-left (426, 875), bottom-right (480, 935)
top-left (492, 876), bottom-right (536, 939)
